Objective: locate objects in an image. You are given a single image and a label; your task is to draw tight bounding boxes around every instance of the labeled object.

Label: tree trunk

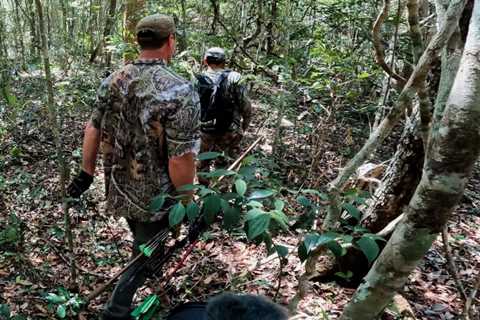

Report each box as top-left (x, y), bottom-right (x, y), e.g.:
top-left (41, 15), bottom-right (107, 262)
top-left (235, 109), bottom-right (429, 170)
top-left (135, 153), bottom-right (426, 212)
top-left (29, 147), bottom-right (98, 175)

top-left (123, 0), bottom-right (145, 62)
top-left (177, 0), bottom-right (188, 52)
top-left (266, 0), bottom-right (278, 54)
top-left (89, 0), bottom-right (117, 63)
top-left (340, 2), bottom-right (480, 317)
top-left (362, 117), bottom-right (424, 233)
top-left (34, 0), bottom-right (76, 285)
top-left (209, 0), bottom-right (220, 34)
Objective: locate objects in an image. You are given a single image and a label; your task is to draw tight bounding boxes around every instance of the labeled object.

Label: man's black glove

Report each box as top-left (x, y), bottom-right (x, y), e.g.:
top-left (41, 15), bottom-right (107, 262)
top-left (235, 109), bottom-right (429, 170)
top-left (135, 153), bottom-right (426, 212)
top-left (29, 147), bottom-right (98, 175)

top-left (67, 170), bottom-right (94, 198)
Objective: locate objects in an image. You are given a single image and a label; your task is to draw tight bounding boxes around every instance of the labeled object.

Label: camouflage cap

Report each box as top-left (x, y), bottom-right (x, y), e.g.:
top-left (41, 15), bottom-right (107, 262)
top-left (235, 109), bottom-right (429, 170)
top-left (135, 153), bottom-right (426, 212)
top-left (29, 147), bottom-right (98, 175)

top-left (204, 47), bottom-right (226, 63)
top-left (136, 14), bottom-right (176, 39)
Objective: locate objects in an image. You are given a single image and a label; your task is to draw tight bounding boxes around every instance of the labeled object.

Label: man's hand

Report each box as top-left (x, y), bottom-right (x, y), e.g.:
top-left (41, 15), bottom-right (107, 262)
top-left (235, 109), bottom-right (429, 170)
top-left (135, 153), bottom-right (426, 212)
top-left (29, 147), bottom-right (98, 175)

top-left (169, 152), bottom-right (196, 202)
top-left (67, 170), bottom-right (94, 198)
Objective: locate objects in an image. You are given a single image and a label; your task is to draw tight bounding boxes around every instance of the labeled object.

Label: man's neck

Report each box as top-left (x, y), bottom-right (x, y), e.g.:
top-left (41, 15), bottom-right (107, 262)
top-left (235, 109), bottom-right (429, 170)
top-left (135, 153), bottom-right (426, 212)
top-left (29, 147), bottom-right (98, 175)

top-left (207, 65), bottom-right (224, 72)
top-left (138, 48), bottom-right (170, 61)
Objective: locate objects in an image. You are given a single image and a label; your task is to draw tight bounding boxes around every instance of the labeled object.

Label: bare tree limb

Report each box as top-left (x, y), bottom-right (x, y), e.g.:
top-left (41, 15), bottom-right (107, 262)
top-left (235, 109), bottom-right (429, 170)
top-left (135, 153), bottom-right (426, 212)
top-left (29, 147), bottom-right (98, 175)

top-left (373, 0), bottom-right (407, 86)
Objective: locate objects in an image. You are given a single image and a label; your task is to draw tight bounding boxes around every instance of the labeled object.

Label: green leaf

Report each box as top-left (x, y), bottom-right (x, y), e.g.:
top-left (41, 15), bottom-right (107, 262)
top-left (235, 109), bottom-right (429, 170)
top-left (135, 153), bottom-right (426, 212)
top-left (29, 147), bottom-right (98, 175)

top-left (248, 189), bottom-right (275, 200)
top-left (342, 203), bottom-right (361, 220)
top-left (235, 179), bottom-right (247, 197)
top-left (246, 208), bottom-right (264, 220)
top-left (326, 241), bottom-right (346, 257)
top-left (198, 187), bottom-right (215, 198)
top-left (271, 210), bottom-right (289, 231)
top-left (46, 293), bottom-right (67, 304)
top-left (203, 195), bottom-right (221, 224)
top-left (246, 200), bottom-right (264, 208)
top-left (274, 199), bottom-right (285, 211)
top-left (302, 189), bottom-right (329, 201)
top-left (223, 206), bottom-right (241, 229)
top-left (198, 169), bottom-right (236, 178)
top-left (149, 195), bottom-right (166, 212)
top-left (335, 271), bottom-right (353, 279)
top-left (176, 184), bottom-right (202, 192)
top-left (275, 245), bottom-right (288, 258)
top-left (247, 214), bottom-right (271, 240)
top-left (186, 202), bottom-right (200, 222)
top-left (197, 151), bottom-right (223, 161)
top-left (139, 244), bottom-right (154, 257)
top-left (357, 236), bottom-right (380, 264)
top-left (131, 295), bottom-right (159, 318)
top-left (169, 203), bottom-right (186, 227)
top-left (303, 232), bottom-right (337, 253)
top-left (297, 195), bottom-right (311, 207)
top-left (56, 305), bottom-right (66, 318)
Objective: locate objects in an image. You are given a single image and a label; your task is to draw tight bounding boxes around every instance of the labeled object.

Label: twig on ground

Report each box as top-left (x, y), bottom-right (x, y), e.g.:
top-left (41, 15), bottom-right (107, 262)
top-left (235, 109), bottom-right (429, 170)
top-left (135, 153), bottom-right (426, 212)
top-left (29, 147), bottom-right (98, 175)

top-left (463, 268), bottom-right (480, 320)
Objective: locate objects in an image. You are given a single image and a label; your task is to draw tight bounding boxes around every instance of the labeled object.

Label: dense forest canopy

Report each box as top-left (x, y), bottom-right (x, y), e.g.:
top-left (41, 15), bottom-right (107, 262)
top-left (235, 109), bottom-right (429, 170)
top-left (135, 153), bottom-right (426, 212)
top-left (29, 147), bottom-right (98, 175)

top-left (0, 0), bottom-right (479, 319)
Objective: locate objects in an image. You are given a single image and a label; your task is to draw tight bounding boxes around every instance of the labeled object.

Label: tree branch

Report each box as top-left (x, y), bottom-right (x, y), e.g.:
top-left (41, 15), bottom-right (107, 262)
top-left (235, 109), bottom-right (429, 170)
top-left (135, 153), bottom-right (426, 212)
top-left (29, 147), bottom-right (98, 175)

top-left (373, 0), bottom-right (407, 86)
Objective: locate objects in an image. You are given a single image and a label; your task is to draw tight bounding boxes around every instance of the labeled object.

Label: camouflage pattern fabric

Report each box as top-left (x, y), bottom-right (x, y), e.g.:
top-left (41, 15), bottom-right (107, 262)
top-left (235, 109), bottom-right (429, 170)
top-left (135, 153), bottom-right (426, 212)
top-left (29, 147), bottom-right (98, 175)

top-left (201, 68), bottom-right (251, 134)
top-left (90, 59), bottom-right (200, 222)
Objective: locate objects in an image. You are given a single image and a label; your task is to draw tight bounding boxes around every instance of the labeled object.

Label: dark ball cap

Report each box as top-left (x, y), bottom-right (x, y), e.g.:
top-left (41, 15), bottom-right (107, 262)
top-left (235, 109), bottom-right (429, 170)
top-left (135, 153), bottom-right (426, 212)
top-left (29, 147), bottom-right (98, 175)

top-left (136, 14), bottom-right (176, 39)
top-left (204, 47), bottom-right (226, 63)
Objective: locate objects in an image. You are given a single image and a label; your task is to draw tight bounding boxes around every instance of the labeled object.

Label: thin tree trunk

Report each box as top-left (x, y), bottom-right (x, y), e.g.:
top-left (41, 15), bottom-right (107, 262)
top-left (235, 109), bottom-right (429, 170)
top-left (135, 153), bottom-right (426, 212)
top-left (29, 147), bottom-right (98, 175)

top-left (89, 0), bottom-right (117, 63)
top-left (34, 0), bottom-right (76, 284)
top-left (123, 0), bottom-right (144, 62)
top-left (340, 2), bottom-right (480, 317)
top-left (266, 0), bottom-right (277, 54)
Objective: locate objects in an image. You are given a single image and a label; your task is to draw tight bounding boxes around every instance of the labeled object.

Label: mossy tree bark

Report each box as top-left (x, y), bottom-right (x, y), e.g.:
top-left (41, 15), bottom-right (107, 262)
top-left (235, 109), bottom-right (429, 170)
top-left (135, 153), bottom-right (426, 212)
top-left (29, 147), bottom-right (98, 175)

top-left (340, 1), bottom-right (480, 317)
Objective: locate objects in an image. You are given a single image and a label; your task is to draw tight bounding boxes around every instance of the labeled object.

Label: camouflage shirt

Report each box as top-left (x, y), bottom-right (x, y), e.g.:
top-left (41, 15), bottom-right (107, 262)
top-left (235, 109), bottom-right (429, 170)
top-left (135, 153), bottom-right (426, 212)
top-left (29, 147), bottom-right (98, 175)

top-left (90, 59), bottom-right (201, 222)
top-left (202, 68), bottom-right (251, 133)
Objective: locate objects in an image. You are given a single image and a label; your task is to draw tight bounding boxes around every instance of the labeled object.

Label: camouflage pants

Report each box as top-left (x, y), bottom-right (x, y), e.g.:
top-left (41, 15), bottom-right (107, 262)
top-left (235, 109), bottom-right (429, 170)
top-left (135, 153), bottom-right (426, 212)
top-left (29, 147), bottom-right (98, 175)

top-left (198, 131), bottom-right (243, 177)
top-left (102, 218), bottom-right (168, 320)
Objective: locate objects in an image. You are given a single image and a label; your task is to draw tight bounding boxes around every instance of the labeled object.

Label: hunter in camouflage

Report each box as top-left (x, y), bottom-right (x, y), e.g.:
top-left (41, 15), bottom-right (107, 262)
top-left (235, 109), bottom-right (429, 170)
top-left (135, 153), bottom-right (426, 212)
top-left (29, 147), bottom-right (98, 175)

top-left (67, 14), bottom-right (199, 320)
top-left (91, 60), bottom-right (200, 222)
top-left (197, 47), bottom-right (252, 175)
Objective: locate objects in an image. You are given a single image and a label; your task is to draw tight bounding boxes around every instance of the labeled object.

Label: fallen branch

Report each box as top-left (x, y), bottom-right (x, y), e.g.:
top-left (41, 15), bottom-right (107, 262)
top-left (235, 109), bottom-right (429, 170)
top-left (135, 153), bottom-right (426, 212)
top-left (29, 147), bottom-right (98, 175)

top-left (213, 136), bottom-right (263, 186)
top-left (464, 270), bottom-right (480, 319)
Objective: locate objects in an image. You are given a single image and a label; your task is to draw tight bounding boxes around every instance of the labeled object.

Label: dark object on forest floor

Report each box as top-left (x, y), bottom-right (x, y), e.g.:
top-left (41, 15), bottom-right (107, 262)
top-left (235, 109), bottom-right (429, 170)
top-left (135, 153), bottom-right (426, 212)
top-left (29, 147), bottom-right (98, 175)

top-left (67, 170), bottom-right (93, 198)
top-left (166, 293), bottom-right (289, 320)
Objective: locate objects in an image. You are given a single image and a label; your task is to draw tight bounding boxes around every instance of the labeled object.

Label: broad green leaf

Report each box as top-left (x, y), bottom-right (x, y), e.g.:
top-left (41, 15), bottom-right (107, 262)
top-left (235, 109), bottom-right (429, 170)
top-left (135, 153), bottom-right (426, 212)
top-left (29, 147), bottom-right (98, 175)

top-left (271, 211), bottom-right (289, 231)
top-left (246, 200), bottom-right (263, 208)
top-left (235, 179), bottom-right (247, 197)
top-left (149, 195), bottom-right (166, 212)
top-left (197, 151), bottom-right (223, 161)
top-left (342, 203), bottom-right (361, 220)
top-left (357, 236), bottom-right (380, 263)
top-left (297, 195), bottom-right (311, 207)
top-left (275, 245), bottom-right (288, 258)
top-left (46, 293), bottom-right (66, 304)
top-left (176, 184), bottom-right (202, 192)
top-left (303, 232), bottom-right (337, 253)
top-left (248, 189), bottom-right (275, 200)
top-left (56, 305), bottom-right (66, 318)
top-left (139, 244), bottom-right (154, 257)
top-left (169, 203), bottom-right (186, 227)
top-left (326, 241), bottom-right (346, 257)
top-left (274, 199), bottom-right (285, 211)
top-left (186, 202), bottom-right (200, 222)
top-left (203, 195), bottom-right (221, 224)
top-left (223, 206), bottom-right (241, 229)
top-left (247, 214), bottom-right (270, 240)
top-left (302, 189), bottom-right (329, 201)
top-left (198, 187), bottom-right (215, 198)
top-left (246, 208), bottom-right (264, 220)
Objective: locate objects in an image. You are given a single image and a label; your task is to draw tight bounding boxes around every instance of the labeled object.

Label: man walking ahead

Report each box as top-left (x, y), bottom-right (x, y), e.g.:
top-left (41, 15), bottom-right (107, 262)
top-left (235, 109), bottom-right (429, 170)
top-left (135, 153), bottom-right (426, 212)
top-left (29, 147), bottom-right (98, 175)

top-left (67, 14), bottom-right (200, 320)
top-left (196, 48), bottom-right (252, 169)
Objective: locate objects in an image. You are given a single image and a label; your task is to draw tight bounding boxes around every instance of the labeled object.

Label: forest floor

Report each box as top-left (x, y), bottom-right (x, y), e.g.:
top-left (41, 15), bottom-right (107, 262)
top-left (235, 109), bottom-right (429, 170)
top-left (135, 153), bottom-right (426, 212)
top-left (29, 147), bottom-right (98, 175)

top-left (1, 66), bottom-right (479, 320)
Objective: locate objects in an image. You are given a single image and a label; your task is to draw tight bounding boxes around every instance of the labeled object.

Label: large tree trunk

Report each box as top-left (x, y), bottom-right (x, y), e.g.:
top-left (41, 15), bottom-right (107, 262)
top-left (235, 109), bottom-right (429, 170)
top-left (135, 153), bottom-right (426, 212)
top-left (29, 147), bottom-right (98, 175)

top-left (340, 1), bottom-right (480, 317)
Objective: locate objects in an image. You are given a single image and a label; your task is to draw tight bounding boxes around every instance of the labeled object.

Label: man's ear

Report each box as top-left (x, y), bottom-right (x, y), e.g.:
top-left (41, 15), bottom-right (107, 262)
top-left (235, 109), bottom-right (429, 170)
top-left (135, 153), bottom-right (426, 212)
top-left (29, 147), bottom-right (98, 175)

top-left (168, 34), bottom-right (176, 54)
